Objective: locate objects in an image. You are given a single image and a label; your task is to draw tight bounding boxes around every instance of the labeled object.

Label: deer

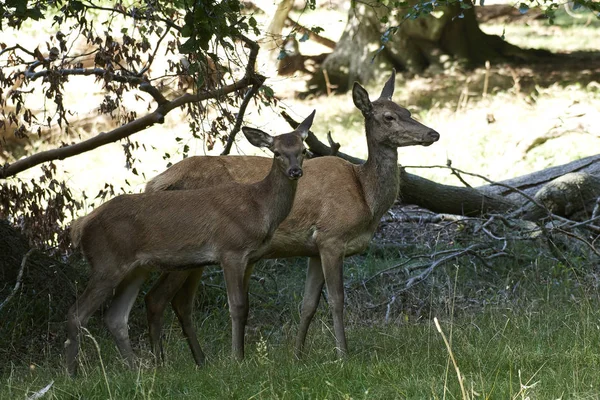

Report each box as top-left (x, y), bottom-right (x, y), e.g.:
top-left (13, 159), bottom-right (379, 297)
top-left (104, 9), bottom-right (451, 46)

top-left (140, 70), bottom-right (441, 367)
top-left (64, 111), bottom-right (314, 376)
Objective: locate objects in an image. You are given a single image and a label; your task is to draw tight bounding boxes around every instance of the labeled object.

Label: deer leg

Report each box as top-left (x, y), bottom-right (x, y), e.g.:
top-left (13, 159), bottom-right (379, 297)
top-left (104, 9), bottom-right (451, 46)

top-left (145, 271), bottom-right (190, 363)
top-left (221, 257), bottom-right (252, 361)
top-left (104, 267), bottom-right (151, 368)
top-left (65, 271), bottom-right (123, 376)
top-left (295, 256), bottom-right (325, 359)
top-left (319, 248), bottom-right (348, 358)
top-left (171, 268), bottom-right (206, 366)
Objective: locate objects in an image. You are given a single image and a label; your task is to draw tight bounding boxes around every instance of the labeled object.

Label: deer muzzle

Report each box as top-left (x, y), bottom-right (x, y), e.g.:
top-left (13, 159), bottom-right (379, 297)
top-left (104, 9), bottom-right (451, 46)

top-left (288, 167), bottom-right (303, 180)
top-left (422, 130), bottom-right (440, 146)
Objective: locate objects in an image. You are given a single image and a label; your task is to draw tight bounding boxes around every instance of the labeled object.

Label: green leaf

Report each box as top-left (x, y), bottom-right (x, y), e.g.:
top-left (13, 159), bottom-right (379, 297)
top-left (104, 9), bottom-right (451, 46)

top-left (181, 24), bottom-right (193, 38)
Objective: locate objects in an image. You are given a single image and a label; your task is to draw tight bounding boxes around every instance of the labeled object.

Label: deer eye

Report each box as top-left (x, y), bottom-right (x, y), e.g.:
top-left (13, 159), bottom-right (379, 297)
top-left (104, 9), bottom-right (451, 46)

top-left (273, 151), bottom-right (281, 157)
top-left (383, 113), bottom-right (395, 121)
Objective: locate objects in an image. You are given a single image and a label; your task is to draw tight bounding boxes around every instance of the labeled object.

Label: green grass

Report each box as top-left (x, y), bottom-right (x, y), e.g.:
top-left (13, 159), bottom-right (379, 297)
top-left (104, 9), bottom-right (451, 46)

top-left (3, 251), bottom-right (600, 399)
top-left (4, 300), bottom-right (600, 399)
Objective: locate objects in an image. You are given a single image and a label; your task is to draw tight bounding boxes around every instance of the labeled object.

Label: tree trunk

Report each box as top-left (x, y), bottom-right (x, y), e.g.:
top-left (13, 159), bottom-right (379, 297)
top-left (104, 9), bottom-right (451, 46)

top-left (309, 0), bottom-right (549, 92)
top-left (399, 155), bottom-right (600, 221)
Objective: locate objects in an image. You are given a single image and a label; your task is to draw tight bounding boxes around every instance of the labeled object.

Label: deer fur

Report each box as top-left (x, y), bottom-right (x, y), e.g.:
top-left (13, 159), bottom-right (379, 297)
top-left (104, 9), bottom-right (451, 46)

top-left (139, 71), bottom-right (441, 366)
top-left (64, 111), bottom-right (314, 375)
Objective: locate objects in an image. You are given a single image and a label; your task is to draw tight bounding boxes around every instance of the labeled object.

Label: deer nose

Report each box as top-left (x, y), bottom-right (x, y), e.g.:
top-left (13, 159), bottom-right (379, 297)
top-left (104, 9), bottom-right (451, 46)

top-left (427, 130), bottom-right (440, 142)
top-left (288, 167), bottom-right (303, 179)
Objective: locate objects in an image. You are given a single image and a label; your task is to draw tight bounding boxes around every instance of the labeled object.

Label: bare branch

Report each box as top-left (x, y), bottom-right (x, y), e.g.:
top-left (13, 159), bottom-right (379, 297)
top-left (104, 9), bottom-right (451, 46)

top-left (0, 44), bottom-right (36, 58)
top-left (401, 243), bottom-right (490, 291)
top-left (140, 25), bottom-right (172, 75)
top-left (280, 111), bottom-right (364, 164)
top-left (0, 249), bottom-right (34, 312)
top-left (25, 61), bottom-right (145, 84)
top-left (326, 131), bottom-right (340, 156)
top-left (139, 82), bottom-right (168, 106)
top-left (221, 80), bottom-right (266, 155)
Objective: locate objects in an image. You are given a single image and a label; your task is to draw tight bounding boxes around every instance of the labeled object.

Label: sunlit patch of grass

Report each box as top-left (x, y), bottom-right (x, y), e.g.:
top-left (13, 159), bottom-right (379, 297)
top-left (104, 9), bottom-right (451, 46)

top-left (481, 8), bottom-right (600, 53)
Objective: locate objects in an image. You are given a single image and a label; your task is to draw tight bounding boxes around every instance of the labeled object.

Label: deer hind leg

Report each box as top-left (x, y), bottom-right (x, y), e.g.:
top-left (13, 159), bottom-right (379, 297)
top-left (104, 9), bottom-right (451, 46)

top-left (65, 269), bottom-right (124, 376)
top-left (104, 267), bottom-right (151, 368)
top-left (145, 271), bottom-right (190, 364)
top-left (295, 256), bottom-right (325, 359)
top-left (221, 257), bottom-right (254, 361)
top-left (171, 268), bottom-right (206, 366)
top-left (319, 247), bottom-right (348, 358)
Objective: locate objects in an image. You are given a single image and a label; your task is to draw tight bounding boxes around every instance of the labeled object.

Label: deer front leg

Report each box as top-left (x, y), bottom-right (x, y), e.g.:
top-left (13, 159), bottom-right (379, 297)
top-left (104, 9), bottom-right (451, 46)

top-left (145, 271), bottom-right (190, 363)
top-left (295, 256), bottom-right (325, 359)
top-left (104, 268), bottom-right (151, 368)
top-left (222, 259), bottom-right (254, 361)
top-left (66, 272), bottom-right (123, 376)
top-left (171, 268), bottom-right (206, 366)
top-left (319, 247), bottom-right (348, 358)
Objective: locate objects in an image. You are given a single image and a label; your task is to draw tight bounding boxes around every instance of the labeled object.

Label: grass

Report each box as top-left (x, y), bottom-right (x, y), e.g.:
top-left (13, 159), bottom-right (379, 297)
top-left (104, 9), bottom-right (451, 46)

top-left (3, 292), bottom-right (600, 398)
top-left (3, 249), bottom-right (600, 399)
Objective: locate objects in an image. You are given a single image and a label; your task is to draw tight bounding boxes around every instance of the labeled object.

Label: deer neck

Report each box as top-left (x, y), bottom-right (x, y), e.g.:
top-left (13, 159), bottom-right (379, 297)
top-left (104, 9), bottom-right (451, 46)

top-left (358, 125), bottom-right (400, 220)
top-left (256, 159), bottom-right (299, 229)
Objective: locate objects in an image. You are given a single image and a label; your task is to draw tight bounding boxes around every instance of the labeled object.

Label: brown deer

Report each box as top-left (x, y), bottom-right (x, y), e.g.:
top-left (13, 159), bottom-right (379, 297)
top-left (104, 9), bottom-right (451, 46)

top-left (64, 111), bottom-right (314, 375)
top-left (141, 71), bottom-right (440, 366)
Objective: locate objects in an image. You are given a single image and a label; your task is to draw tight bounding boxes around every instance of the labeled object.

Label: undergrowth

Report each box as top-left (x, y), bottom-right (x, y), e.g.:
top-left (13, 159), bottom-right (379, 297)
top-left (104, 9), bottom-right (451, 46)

top-left (2, 227), bottom-right (600, 399)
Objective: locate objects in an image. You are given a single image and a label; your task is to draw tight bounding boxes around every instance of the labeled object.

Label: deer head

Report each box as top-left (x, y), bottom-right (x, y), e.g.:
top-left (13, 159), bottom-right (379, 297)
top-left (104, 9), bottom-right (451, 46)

top-left (242, 110), bottom-right (314, 180)
top-left (352, 70), bottom-right (440, 148)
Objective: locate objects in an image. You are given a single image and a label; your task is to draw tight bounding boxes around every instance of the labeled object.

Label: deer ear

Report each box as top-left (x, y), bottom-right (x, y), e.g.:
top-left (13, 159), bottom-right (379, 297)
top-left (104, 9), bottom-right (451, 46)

top-left (242, 127), bottom-right (274, 148)
top-left (352, 82), bottom-right (373, 115)
top-left (379, 69), bottom-right (396, 100)
top-left (295, 110), bottom-right (315, 140)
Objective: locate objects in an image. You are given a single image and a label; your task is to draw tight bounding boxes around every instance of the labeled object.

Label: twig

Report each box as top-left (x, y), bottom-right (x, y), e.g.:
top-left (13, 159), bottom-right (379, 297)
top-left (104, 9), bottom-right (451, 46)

top-left (221, 80), bottom-right (265, 155)
top-left (0, 44), bottom-right (37, 58)
top-left (552, 227), bottom-right (600, 258)
top-left (362, 244), bottom-right (489, 287)
top-left (402, 243), bottom-right (489, 291)
top-left (25, 61), bottom-right (146, 84)
top-left (0, 249), bottom-right (34, 312)
top-left (140, 25), bottom-right (172, 75)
